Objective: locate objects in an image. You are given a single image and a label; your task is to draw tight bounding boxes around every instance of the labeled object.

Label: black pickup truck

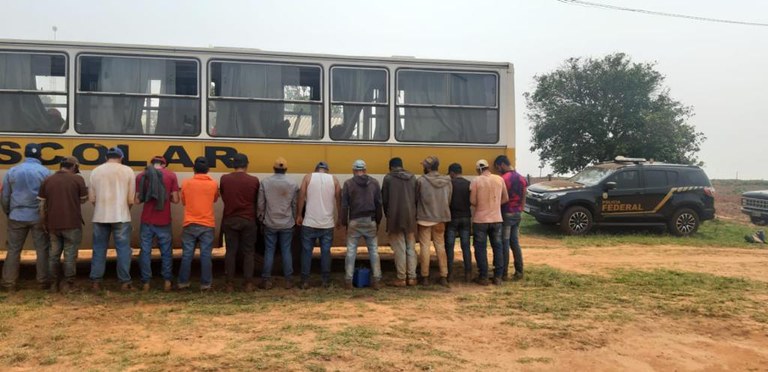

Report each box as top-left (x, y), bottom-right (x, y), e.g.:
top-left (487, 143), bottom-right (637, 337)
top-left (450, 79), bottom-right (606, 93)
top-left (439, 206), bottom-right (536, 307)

top-left (742, 190), bottom-right (768, 226)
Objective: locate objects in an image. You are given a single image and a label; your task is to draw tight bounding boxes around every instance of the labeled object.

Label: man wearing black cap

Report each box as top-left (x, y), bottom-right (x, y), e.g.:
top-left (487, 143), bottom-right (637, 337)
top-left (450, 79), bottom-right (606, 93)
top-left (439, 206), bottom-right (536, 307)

top-left (134, 156), bottom-right (180, 292)
top-left (296, 161), bottom-right (340, 289)
top-left (38, 156), bottom-right (87, 293)
top-left (1, 143), bottom-right (52, 291)
top-left (220, 153), bottom-right (260, 292)
top-left (88, 147), bottom-right (136, 291)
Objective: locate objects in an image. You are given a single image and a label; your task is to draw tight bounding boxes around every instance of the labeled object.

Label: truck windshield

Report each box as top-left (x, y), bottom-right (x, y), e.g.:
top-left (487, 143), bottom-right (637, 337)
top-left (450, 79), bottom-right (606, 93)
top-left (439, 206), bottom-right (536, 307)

top-left (569, 167), bottom-right (616, 186)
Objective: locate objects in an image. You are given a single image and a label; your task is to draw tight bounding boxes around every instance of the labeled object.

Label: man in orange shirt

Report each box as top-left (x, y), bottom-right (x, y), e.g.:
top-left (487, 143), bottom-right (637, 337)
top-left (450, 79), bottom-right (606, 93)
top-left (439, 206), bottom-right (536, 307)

top-left (470, 159), bottom-right (508, 286)
top-left (178, 157), bottom-right (220, 291)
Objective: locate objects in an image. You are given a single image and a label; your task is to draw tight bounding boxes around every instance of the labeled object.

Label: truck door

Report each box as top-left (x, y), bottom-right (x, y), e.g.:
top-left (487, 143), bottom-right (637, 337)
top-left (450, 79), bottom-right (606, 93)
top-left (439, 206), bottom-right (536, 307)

top-left (600, 169), bottom-right (646, 221)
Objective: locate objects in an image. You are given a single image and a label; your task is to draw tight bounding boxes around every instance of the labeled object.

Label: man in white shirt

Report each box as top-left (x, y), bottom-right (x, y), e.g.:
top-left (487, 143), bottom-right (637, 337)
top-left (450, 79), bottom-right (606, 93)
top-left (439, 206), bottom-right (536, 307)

top-left (296, 161), bottom-right (340, 289)
top-left (88, 147), bottom-right (136, 291)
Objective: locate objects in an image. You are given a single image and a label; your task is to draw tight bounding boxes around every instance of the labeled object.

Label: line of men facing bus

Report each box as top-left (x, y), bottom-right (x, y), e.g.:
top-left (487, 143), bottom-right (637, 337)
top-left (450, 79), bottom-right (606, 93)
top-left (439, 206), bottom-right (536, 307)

top-left (1, 143), bottom-right (527, 293)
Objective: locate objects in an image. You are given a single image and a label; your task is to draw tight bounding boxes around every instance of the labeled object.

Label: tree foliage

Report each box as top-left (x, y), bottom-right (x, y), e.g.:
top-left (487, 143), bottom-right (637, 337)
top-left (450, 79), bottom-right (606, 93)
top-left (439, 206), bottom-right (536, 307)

top-left (524, 53), bottom-right (705, 174)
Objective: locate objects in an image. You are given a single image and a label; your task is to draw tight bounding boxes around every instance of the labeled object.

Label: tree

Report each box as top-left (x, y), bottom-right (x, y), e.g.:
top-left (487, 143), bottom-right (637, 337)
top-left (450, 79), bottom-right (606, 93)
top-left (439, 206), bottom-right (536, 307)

top-left (524, 53), bottom-right (705, 174)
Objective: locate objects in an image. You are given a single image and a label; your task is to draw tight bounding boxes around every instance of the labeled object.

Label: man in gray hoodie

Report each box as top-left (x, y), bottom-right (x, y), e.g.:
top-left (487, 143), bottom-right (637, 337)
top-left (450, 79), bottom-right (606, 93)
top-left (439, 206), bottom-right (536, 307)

top-left (340, 160), bottom-right (383, 290)
top-left (382, 157), bottom-right (418, 287)
top-left (416, 156), bottom-right (452, 287)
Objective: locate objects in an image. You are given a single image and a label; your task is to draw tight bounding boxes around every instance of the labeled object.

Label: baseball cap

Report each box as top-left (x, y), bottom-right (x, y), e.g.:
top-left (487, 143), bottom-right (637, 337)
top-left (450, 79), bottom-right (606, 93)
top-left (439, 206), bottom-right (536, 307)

top-left (232, 153), bottom-right (249, 169)
top-left (422, 155), bottom-right (439, 169)
top-left (24, 143), bottom-right (41, 159)
top-left (273, 157), bottom-right (288, 170)
top-left (476, 159), bottom-right (489, 170)
top-left (150, 155), bottom-right (167, 166)
top-left (316, 161), bottom-right (329, 170)
top-left (61, 156), bottom-right (80, 173)
top-left (106, 147), bottom-right (124, 159)
top-left (352, 159), bottom-right (366, 171)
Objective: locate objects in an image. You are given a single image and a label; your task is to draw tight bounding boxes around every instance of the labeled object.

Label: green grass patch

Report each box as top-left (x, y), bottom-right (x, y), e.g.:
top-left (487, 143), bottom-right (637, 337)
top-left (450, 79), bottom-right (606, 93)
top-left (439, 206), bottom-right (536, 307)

top-left (462, 265), bottom-right (768, 323)
top-left (521, 214), bottom-right (757, 248)
top-left (517, 356), bottom-right (553, 364)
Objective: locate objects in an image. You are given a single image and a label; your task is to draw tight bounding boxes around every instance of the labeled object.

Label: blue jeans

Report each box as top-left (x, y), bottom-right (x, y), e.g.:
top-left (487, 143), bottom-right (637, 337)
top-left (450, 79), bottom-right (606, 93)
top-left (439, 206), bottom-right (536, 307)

top-left (263, 227), bottom-right (294, 280)
top-left (473, 222), bottom-right (503, 279)
top-left (178, 224), bottom-right (214, 288)
top-left (444, 217), bottom-right (472, 277)
top-left (90, 222), bottom-right (132, 284)
top-left (139, 223), bottom-right (174, 283)
top-left (345, 218), bottom-right (381, 281)
top-left (300, 226), bottom-right (333, 282)
top-left (502, 212), bottom-right (523, 277)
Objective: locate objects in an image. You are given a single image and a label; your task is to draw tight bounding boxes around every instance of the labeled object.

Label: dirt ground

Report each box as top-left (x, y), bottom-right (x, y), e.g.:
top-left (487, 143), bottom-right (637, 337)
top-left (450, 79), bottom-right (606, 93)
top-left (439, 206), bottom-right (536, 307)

top-left (1, 239), bottom-right (768, 372)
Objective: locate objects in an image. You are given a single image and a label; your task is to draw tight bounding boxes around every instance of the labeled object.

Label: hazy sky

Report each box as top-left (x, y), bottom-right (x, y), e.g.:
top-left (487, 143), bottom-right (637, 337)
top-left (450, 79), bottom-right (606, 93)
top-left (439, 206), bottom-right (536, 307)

top-left (2, 0), bottom-right (766, 179)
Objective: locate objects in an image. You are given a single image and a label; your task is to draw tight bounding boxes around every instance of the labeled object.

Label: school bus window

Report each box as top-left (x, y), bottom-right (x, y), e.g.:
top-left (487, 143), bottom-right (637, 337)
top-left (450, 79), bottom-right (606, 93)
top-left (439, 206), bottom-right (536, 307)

top-left (75, 55), bottom-right (200, 136)
top-left (208, 61), bottom-right (322, 140)
top-left (330, 66), bottom-right (388, 141)
top-left (395, 69), bottom-right (498, 144)
top-left (0, 52), bottom-right (67, 133)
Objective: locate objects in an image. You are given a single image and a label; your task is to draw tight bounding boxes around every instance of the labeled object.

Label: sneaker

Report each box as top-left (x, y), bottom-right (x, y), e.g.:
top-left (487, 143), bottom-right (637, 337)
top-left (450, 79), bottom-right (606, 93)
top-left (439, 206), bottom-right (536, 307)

top-left (371, 280), bottom-right (381, 291)
top-left (473, 277), bottom-right (490, 286)
top-left (49, 281), bottom-right (60, 294)
top-left (438, 277), bottom-right (450, 287)
top-left (344, 280), bottom-right (353, 290)
top-left (390, 279), bottom-right (407, 287)
top-left (259, 280), bottom-right (273, 290)
top-left (407, 278), bottom-right (418, 286)
top-left (120, 283), bottom-right (136, 292)
top-left (284, 279), bottom-right (294, 290)
top-left (176, 282), bottom-right (191, 291)
top-left (300, 281), bottom-right (310, 290)
top-left (758, 230), bottom-right (766, 243)
top-left (164, 280), bottom-right (173, 292)
top-left (243, 282), bottom-right (255, 293)
top-left (142, 283), bottom-right (151, 292)
top-left (492, 277), bottom-right (503, 286)
top-left (200, 285), bottom-right (212, 292)
top-left (512, 272), bottom-right (524, 282)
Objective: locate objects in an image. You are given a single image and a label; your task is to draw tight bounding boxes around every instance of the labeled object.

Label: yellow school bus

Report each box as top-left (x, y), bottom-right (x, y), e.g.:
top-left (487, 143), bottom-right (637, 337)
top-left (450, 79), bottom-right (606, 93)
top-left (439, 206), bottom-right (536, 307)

top-left (0, 39), bottom-right (515, 251)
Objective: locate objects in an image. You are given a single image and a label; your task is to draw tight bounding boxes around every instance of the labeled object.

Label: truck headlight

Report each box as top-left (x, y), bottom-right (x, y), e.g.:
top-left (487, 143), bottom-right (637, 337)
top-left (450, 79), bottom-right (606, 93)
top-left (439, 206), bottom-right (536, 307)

top-left (542, 192), bottom-right (566, 201)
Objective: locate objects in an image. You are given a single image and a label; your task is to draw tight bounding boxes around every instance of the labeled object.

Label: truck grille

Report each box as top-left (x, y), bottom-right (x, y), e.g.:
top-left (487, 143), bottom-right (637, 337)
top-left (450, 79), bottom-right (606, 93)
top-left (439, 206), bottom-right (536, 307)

top-left (743, 197), bottom-right (768, 210)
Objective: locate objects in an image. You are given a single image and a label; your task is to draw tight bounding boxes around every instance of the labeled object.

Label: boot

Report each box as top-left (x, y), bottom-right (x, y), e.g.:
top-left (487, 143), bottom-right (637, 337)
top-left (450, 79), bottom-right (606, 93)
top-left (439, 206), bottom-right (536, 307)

top-left (390, 279), bottom-right (407, 287)
top-left (407, 278), bottom-right (418, 286)
top-left (473, 277), bottom-right (489, 286)
top-left (438, 277), bottom-right (450, 288)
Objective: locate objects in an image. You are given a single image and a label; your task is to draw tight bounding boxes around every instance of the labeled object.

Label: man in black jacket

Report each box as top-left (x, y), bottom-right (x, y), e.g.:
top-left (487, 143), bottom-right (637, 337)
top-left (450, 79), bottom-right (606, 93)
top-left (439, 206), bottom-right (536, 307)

top-left (382, 157), bottom-right (418, 287)
top-left (340, 160), bottom-right (383, 290)
top-left (445, 163), bottom-right (473, 282)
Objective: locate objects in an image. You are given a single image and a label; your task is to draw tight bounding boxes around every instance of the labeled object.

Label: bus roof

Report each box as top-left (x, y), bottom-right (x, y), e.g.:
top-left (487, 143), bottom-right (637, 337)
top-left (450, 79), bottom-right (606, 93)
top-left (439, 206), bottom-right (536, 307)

top-left (0, 38), bottom-right (514, 70)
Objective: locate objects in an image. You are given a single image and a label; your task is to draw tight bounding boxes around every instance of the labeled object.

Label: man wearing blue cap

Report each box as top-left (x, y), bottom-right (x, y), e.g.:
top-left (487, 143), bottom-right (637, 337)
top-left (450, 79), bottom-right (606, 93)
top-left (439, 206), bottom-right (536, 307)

top-left (88, 147), bottom-right (136, 291)
top-left (339, 160), bottom-right (383, 290)
top-left (1, 143), bottom-right (51, 291)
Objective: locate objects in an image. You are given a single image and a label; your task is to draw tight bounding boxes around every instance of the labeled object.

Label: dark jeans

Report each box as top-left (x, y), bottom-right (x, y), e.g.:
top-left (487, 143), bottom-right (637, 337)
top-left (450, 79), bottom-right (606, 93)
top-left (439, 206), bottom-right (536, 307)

top-left (473, 222), bottom-right (503, 279)
top-left (445, 216), bottom-right (472, 277)
top-left (300, 226), bottom-right (333, 282)
top-left (178, 224), bottom-right (215, 288)
top-left (139, 223), bottom-right (174, 283)
top-left (223, 217), bottom-right (257, 284)
top-left (502, 212), bottom-right (523, 277)
top-left (49, 228), bottom-right (82, 283)
top-left (2, 219), bottom-right (50, 287)
top-left (91, 222), bottom-right (132, 284)
top-left (263, 226), bottom-right (294, 280)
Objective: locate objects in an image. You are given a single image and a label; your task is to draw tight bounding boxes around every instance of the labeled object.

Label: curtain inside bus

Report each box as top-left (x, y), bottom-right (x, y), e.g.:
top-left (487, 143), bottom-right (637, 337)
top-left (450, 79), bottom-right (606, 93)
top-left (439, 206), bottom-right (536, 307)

top-left (214, 63), bottom-right (284, 137)
top-left (398, 71), bottom-right (497, 143)
top-left (331, 68), bottom-right (389, 140)
top-left (0, 54), bottom-right (60, 132)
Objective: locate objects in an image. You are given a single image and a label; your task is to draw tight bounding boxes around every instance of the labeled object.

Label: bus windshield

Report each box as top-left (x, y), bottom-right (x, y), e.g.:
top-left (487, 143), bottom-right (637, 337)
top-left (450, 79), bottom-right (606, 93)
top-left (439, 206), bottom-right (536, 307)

top-left (569, 166), bottom-right (616, 186)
